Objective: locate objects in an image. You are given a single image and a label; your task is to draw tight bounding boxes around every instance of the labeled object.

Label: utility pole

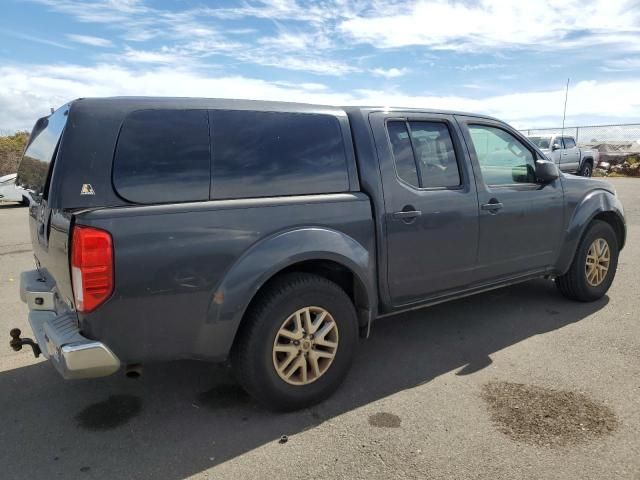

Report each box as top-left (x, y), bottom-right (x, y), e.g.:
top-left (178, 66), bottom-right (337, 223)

top-left (561, 78), bottom-right (570, 137)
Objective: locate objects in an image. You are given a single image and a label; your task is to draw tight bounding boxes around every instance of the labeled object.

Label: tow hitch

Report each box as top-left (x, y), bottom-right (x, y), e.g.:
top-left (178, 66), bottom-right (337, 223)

top-left (9, 328), bottom-right (41, 358)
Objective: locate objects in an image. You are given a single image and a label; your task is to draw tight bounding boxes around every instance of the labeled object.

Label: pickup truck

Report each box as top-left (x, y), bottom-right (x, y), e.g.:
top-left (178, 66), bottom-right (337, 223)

top-left (0, 173), bottom-right (29, 205)
top-left (527, 134), bottom-right (597, 177)
top-left (11, 98), bottom-right (626, 411)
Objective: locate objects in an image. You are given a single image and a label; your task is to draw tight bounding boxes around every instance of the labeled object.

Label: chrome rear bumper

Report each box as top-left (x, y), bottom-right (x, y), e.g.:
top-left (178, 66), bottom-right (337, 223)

top-left (18, 269), bottom-right (120, 379)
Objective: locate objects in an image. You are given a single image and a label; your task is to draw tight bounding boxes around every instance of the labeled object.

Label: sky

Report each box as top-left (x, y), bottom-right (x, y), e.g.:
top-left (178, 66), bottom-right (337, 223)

top-left (1, 0), bottom-right (640, 132)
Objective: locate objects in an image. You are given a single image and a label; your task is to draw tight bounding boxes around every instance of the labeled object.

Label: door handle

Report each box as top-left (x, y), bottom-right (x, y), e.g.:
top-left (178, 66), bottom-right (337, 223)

top-left (481, 202), bottom-right (503, 211)
top-left (393, 210), bottom-right (422, 221)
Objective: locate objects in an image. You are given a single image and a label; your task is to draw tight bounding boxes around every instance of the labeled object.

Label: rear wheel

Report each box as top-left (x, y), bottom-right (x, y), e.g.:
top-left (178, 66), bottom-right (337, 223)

top-left (231, 273), bottom-right (358, 411)
top-left (556, 220), bottom-right (618, 301)
top-left (579, 161), bottom-right (593, 177)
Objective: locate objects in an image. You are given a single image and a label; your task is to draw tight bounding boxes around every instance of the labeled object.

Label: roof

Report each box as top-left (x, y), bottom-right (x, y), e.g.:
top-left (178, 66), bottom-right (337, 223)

top-left (66, 97), bottom-right (501, 122)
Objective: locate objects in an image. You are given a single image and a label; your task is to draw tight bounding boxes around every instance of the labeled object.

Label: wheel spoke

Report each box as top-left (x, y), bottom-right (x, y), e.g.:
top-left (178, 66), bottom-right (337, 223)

top-left (278, 328), bottom-right (302, 341)
top-left (299, 355), bottom-right (308, 383)
top-left (302, 308), bottom-right (313, 335)
top-left (315, 320), bottom-right (336, 343)
top-left (274, 344), bottom-right (298, 355)
top-left (313, 349), bottom-right (335, 360)
top-left (294, 311), bottom-right (303, 335)
top-left (278, 351), bottom-right (297, 373)
top-left (308, 351), bottom-right (321, 378)
top-left (310, 311), bottom-right (327, 334)
top-left (283, 354), bottom-right (304, 379)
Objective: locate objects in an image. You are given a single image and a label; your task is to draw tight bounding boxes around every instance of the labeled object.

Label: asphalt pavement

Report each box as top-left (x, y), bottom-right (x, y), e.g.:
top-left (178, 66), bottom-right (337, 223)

top-left (0, 178), bottom-right (638, 480)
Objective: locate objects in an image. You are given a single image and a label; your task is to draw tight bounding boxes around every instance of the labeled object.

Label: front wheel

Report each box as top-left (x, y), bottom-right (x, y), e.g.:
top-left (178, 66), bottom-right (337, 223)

top-left (556, 220), bottom-right (619, 301)
top-left (231, 273), bottom-right (358, 411)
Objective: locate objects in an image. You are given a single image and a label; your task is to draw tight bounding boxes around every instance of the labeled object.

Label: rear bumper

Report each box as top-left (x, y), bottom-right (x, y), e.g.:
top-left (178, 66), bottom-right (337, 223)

top-left (20, 269), bottom-right (120, 379)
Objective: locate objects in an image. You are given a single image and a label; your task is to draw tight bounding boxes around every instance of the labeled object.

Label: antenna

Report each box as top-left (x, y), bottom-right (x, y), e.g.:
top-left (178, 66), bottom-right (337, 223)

top-left (561, 78), bottom-right (570, 137)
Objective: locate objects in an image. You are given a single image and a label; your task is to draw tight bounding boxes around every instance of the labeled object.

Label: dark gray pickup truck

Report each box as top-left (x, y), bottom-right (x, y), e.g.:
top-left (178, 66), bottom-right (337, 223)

top-left (11, 98), bottom-right (625, 410)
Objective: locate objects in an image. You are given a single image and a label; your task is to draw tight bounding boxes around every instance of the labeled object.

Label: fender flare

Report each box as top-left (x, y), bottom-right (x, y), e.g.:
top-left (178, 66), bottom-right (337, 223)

top-left (555, 189), bottom-right (625, 274)
top-left (192, 227), bottom-right (376, 359)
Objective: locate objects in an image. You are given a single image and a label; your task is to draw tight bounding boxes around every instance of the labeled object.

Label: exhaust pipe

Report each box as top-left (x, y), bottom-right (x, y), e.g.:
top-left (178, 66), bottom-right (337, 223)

top-left (125, 364), bottom-right (142, 379)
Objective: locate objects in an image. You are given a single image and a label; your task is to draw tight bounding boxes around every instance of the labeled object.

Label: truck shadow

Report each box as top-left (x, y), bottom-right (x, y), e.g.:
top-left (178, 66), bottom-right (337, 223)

top-left (0, 279), bottom-right (608, 479)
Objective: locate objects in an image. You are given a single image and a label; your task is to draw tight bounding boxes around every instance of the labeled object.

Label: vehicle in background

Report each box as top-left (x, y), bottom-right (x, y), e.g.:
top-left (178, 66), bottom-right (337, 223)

top-left (527, 135), bottom-right (597, 177)
top-left (0, 173), bottom-right (29, 205)
top-left (11, 98), bottom-right (626, 411)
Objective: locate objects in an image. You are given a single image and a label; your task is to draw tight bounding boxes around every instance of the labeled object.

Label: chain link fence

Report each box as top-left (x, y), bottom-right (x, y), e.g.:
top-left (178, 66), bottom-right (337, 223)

top-left (520, 123), bottom-right (640, 175)
top-left (521, 123), bottom-right (640, 145)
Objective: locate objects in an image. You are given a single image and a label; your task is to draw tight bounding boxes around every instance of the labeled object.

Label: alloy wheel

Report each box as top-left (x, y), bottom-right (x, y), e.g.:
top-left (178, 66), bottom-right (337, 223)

top-left (272, 306), bottom-right (339, 386)
top-left (585, 238), bottom-right (610, 287)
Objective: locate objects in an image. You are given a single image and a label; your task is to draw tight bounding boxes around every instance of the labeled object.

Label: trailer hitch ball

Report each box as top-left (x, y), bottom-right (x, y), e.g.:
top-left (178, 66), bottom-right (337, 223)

top-left (9, 328), bottom-right (41, 358)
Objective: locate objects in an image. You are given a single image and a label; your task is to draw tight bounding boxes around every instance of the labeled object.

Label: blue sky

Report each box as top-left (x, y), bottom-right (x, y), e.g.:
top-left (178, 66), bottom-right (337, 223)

top-left (1, 0), bottom-right (640, 132)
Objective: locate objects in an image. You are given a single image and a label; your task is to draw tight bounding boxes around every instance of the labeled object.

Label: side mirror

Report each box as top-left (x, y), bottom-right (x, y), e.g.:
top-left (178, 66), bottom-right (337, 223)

top-left (551, 143), bottom-right (561, 151)
top-left (536, 160), bottom-right (559, 183)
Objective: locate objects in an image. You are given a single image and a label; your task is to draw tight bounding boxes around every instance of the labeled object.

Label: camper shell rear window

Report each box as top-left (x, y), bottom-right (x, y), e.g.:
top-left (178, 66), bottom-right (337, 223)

top-left (17, 106), bottom-right (69, 202)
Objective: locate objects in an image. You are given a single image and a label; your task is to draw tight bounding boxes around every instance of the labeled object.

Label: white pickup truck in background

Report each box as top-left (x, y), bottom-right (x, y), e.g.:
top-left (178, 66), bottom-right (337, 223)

top-left (527, 135), bottom-right (598, 177)
top-left (0, 173), bottom-right (29, 205)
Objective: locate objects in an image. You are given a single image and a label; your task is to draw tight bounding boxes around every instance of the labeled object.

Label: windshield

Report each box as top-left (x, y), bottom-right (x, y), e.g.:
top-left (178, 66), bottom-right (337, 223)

top-left (528, 136), bottom-right (551, 149)
top-left (16, 106), bottom-right (68, 200)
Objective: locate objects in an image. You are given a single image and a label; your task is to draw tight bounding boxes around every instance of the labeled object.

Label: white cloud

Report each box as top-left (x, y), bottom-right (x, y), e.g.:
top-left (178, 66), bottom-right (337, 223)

top-left (119, 47), bottom-right (180, 64)
top-left (456, 63), bottom-right (503, 71)
top-left (66, 34), bottom-right (113, 47)
top-left (29, 0), bottom-right (640, 79)
top-left (602, 57), bottom-right (640, 71)
top-left (0, 29), bottom-right (73, 49)
top-left (2, 63), bottom-right (640, 132)
top-left (340, 0), bottom-right (640, 52)
top-left (370, 67), bottom-right (409, 78)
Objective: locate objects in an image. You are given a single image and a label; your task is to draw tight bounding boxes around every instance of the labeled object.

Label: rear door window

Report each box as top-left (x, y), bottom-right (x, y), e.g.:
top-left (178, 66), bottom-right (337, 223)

top-left (210, 110), bottom-right (349, 199)
top-left (17, 106), bottom-right (69, 202)
top-left (113, 109), bottom-right (210, 204)
top-left (563, 137), bottom-right (576, 148)
top-left (387, 121), bottom-right (419, 187)
top-left (409, 121), bottom-right (460, 188)
top-left (386, 120), bottom-right (461, 189)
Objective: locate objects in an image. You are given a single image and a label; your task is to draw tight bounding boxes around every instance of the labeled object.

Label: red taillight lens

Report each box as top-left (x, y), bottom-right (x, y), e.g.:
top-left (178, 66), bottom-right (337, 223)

top-left (71, 226), bottom-right (113, 313)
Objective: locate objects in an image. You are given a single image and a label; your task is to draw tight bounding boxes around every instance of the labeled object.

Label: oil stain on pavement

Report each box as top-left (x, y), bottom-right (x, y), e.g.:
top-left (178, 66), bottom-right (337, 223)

top-left (368, 412), bottom-right (402, 428)
top-left (482, 381), bottom-right (618, 447)
top-left (197, 383), bottom-right (251, 410)
top-left (75, 395), bottom-right (143, 431)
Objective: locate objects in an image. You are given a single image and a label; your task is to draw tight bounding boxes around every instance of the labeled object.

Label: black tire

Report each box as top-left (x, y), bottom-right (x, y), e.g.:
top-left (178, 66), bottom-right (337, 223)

top-left (556, 220), bottom-right (618, 302)
top-left (21, 196), bottom-right (30, 207)
top-left (231, 272), bottom-right (358, 411)
top-left (579, 161), bottom-right (593, 177)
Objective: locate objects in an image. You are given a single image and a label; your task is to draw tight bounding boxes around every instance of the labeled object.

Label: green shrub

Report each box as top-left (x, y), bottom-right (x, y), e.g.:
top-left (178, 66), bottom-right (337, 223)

top-left (0, 132), bottom-right (29, 176)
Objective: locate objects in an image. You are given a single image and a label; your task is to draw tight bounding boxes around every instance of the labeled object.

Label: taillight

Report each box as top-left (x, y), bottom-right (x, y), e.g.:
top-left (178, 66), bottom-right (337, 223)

top-left (71, 226), bottom-right (113, 313)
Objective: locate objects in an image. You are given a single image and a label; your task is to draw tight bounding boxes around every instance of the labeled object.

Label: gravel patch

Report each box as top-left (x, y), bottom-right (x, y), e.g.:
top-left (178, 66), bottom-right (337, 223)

top-left (481, 381), bottom-right (618, 447)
